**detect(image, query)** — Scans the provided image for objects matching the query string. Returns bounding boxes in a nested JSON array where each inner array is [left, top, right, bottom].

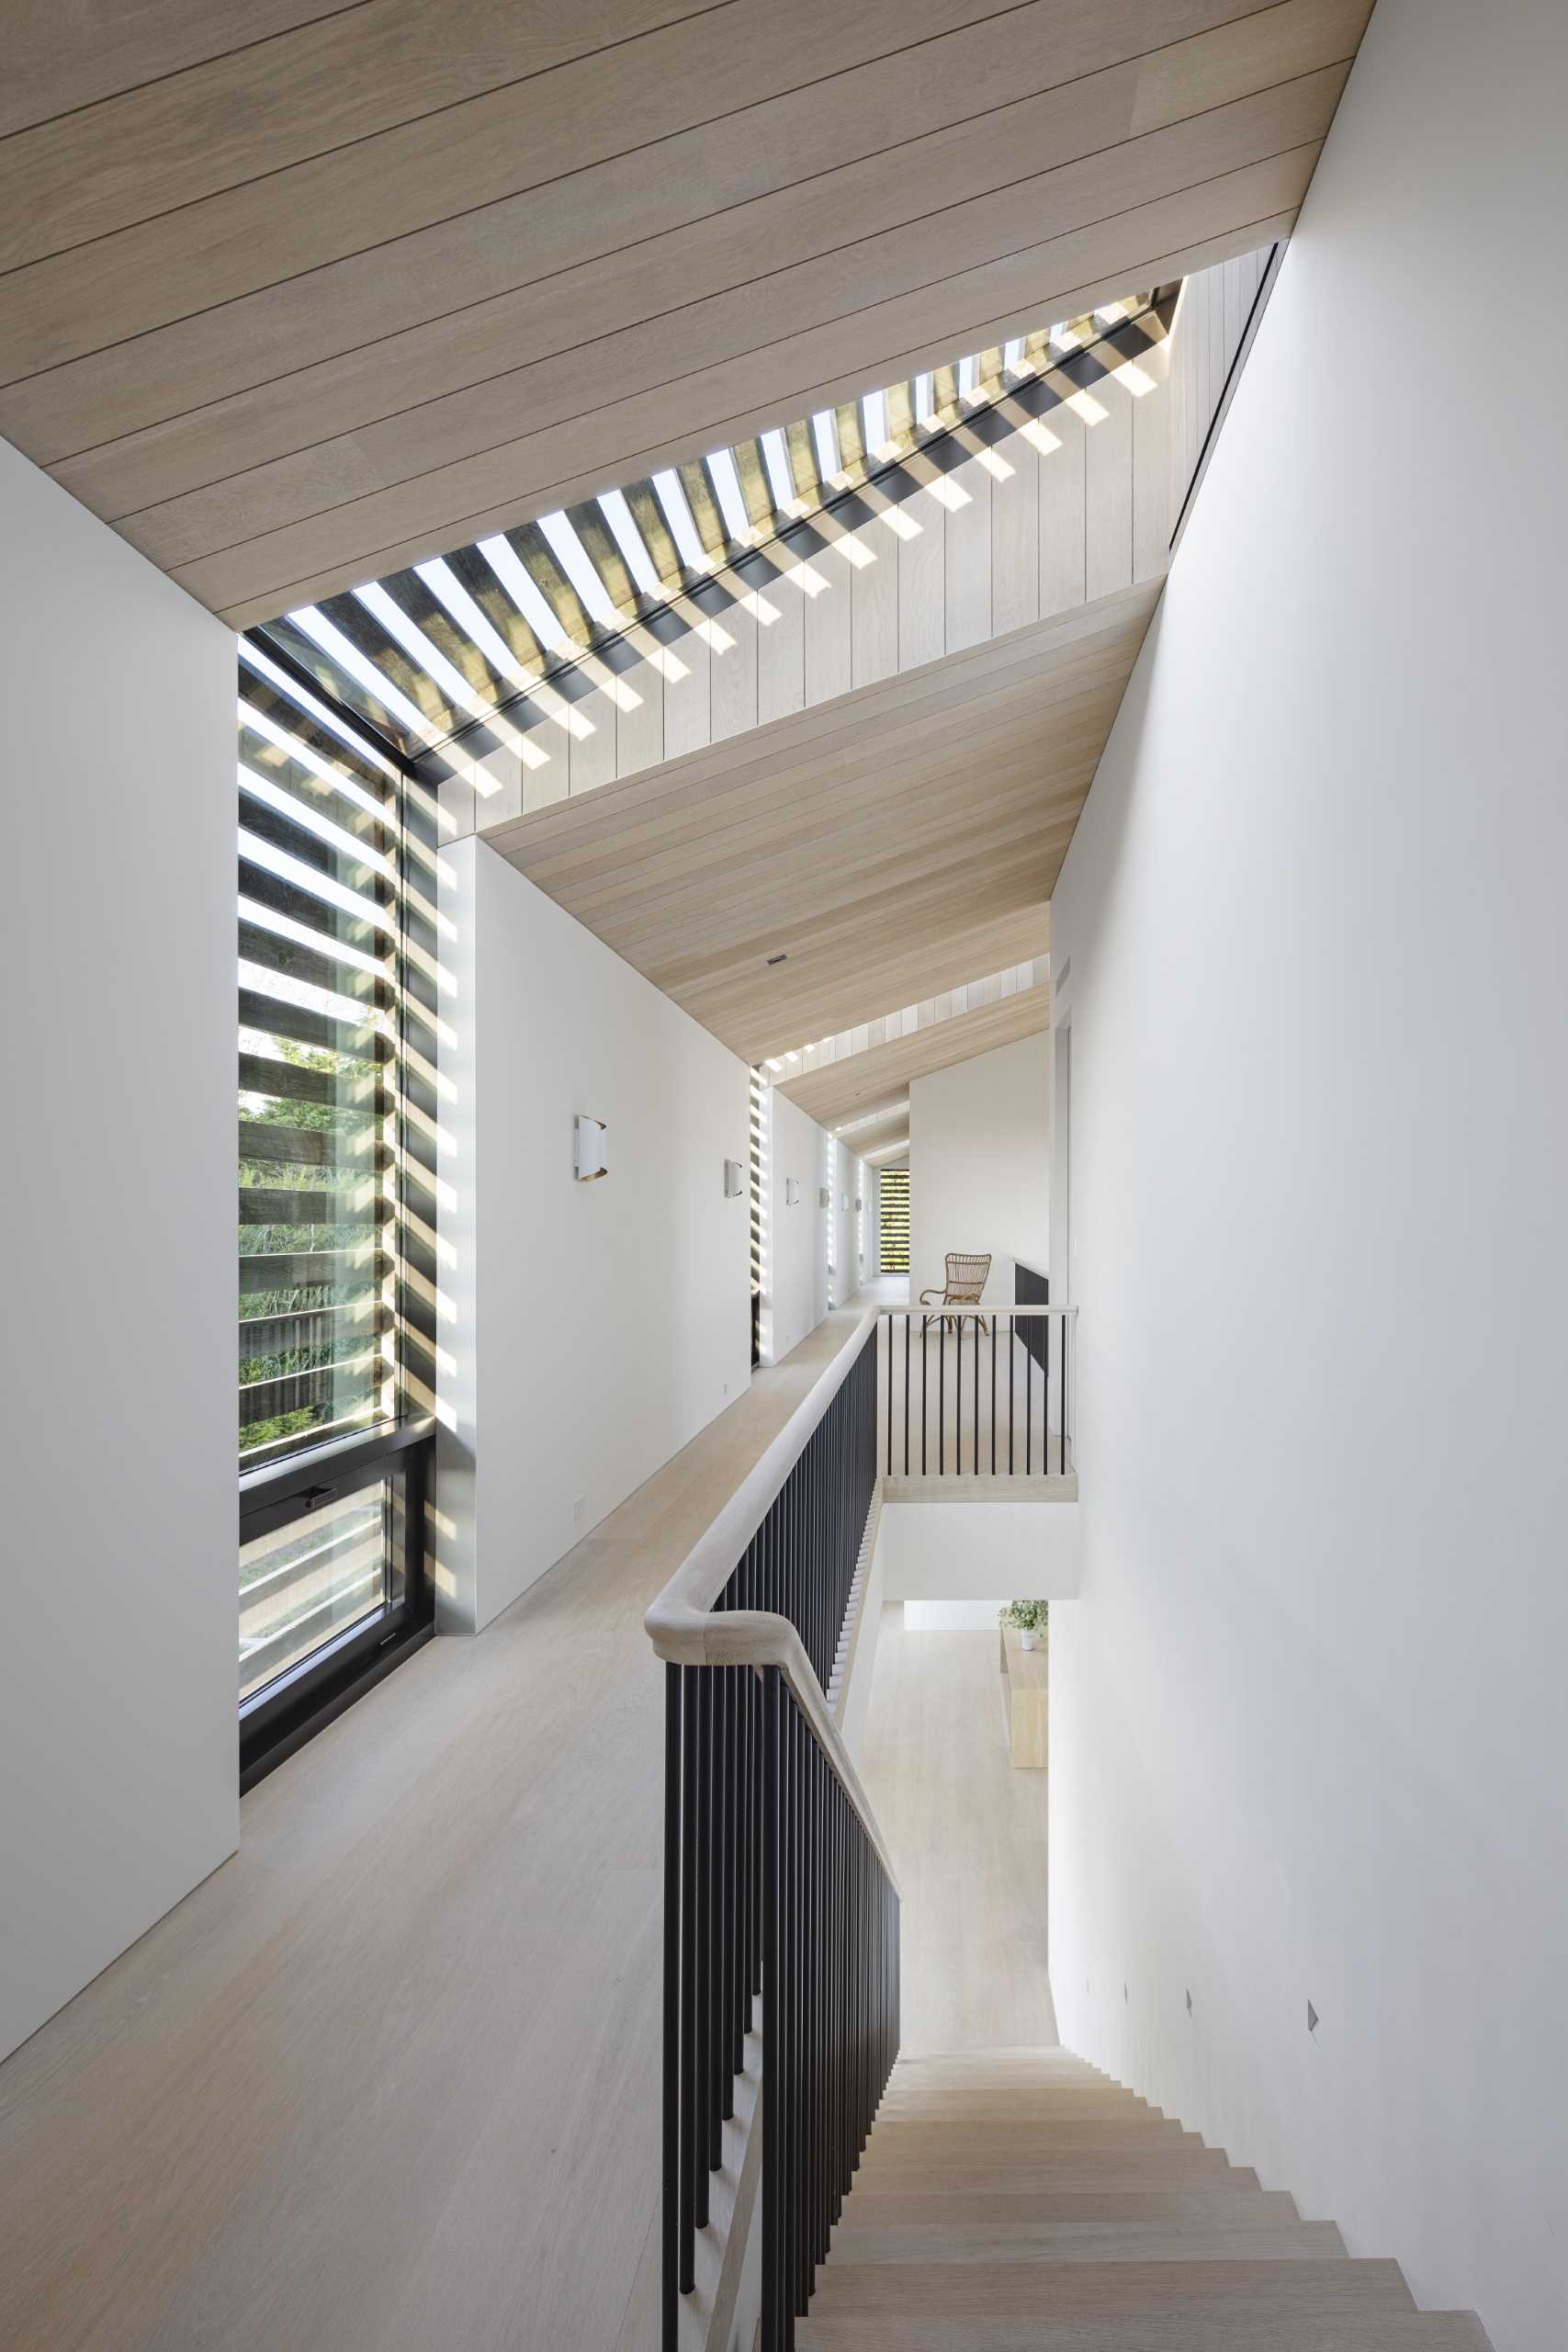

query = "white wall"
[[836, 1514, 886, 1765], [831, 1138, 870, 1302], [880, 1501, 1081, 1600], [904, 1600, 1007, 1631], [438, 839, 753, 1631], [909, 1032, 1048, 1304], [761, 1085, 832, 1366], [1046, 7, 1568, 2346], [0, 447, 237, 2062]]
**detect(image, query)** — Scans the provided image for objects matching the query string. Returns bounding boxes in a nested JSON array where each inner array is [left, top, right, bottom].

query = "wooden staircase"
[[795, 2047, 1492, 2350]]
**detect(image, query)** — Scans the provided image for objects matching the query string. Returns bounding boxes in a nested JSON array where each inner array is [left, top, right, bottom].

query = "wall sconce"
[[840, 1193, 849, 1215], [784, 1177, 800, 1206], [574, 1113, 609, 1182], [854, 1196, 863, 1213], [818, 1186, 830, 1209], [723, 1159, 744, 1197]]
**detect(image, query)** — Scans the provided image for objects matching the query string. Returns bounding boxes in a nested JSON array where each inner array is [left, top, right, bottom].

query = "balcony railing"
[[876, 1295, 1075, 1480], [646, 1314, 899, 2352]]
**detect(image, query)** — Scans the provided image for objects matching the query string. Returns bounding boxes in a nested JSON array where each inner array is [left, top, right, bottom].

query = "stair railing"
[[646, 1313, 899, 2352], [877, 1294, 1076, 1478]]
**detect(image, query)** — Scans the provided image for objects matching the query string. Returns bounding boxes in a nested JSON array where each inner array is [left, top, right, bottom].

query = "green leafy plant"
[[999, 1599, 1048, 1634]]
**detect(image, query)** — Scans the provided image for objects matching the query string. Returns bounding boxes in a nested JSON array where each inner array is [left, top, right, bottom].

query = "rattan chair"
[[919, 1251, 992, 1337]]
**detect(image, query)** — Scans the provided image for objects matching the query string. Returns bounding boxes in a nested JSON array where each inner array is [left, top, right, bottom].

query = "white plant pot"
[[1019, 1629, 1040, 1650]]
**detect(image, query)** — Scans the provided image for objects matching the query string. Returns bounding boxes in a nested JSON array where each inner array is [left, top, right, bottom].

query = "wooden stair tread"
[[852, 2154, 1260, 2188], [791, 2046, 1491, 2352], [828, 2219, 1348, 2264], [876, 2088, 1161, 2111], [807, 2257, 1414, 2319], [838, 2188, 1306, 2226], [796, 2312, 1493, 2350], [862, 2123, 1228, 2150]]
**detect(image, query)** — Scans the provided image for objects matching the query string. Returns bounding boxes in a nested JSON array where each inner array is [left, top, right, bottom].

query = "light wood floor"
[[0, 1305, 874, 2352], [857, 1605, 1057, 2056]]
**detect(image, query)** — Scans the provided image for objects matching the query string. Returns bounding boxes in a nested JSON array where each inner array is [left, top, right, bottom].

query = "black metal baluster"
[[1010, 1312, 1016, 1475], [681, 1668, 702, 2268], [698, 1668, 717, 2195], [939, 1315, 945, 1476], [663, 1665, 682, 2347], [761, 1668, 783, 2352], [1026, 1327, 1033, 1476]]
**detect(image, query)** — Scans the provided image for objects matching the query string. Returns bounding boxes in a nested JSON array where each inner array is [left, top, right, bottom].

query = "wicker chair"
[[919, 1251, 992, 1337]]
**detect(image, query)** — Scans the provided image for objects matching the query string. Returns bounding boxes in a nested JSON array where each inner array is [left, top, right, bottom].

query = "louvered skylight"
[[252, 298, 1160, 767]]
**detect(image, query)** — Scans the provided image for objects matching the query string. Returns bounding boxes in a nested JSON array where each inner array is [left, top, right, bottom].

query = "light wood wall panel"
[[1167, 242, 1276, 531], [1039, 404, 1089, 619], [0, 1, 1371, 623]]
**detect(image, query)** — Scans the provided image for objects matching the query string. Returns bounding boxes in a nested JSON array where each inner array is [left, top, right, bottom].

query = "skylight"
[[256, 290, 1162, 760]]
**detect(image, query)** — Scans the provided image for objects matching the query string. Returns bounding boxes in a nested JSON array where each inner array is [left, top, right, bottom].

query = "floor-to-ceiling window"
[[236, 638, 435, 1784]]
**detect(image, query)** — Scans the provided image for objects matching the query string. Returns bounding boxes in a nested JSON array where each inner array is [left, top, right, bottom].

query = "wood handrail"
[[882, 1300, 1077, 1317], [645, 1307, 899, 1894]]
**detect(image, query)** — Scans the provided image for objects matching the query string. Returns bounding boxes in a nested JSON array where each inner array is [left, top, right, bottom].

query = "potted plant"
[[1000, 1599, 1048, 1650]]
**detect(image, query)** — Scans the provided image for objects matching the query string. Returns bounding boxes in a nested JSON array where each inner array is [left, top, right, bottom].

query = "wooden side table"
[[998, 1622, 1048, 1769]]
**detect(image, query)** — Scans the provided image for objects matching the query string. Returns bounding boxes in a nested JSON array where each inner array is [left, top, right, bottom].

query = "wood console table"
[[998, 1622, 1048, 1769]]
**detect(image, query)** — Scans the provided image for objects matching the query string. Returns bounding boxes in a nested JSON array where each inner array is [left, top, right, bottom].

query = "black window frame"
[[236, 628, 442, 1791], [239, 1417, 434, 1790]]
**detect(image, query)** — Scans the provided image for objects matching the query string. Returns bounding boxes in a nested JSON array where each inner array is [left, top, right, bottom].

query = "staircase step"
[[807, 2257, 1413, 2322], [838, 2188, 1305, 2229], [865, 2119, 1198, 2151], [796, 2311, 1493, 2350], [876, 2088, 1160, 2118], [829, 2219, 1348, 2265], [893, 2051, 1104, 2080], [853, 2151, 1254, 2189]]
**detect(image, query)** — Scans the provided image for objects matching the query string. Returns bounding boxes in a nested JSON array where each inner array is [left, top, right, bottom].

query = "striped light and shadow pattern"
[[237, 641, 442, 1467], [244, 296, 1171, 786], [878, 1170, 911, 1275]]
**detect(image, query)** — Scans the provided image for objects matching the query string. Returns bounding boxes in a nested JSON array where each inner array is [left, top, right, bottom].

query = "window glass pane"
[[878, 1169, 910, 1272], [239, 1483, 389, 1702], [238, 654, 404, 1464]]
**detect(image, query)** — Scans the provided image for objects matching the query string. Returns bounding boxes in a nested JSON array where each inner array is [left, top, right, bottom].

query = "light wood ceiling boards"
[[780, 986, 1054, 1124], [488, 578, 1156, 1064], [830, 1107, 917, 1157], [0, 0, 1371, 626]]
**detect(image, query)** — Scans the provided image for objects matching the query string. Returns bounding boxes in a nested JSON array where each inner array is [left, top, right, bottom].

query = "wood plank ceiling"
[[0, 0, 1371, 628], [783, 986, 1055, 1125], [486, 577, 1160, 1067]]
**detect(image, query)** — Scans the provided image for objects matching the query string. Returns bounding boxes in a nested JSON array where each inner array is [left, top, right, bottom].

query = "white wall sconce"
[[818, 1186, 830, 1209], [784, 1177, 800, 1205], [574, 1113, 609, 1182], [723, 1158, 744, 1197]]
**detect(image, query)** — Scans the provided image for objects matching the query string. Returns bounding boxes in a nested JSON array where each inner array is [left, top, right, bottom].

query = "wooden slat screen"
[[878, 1170, 910, 1274], [237, 641, 408, 1463]]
